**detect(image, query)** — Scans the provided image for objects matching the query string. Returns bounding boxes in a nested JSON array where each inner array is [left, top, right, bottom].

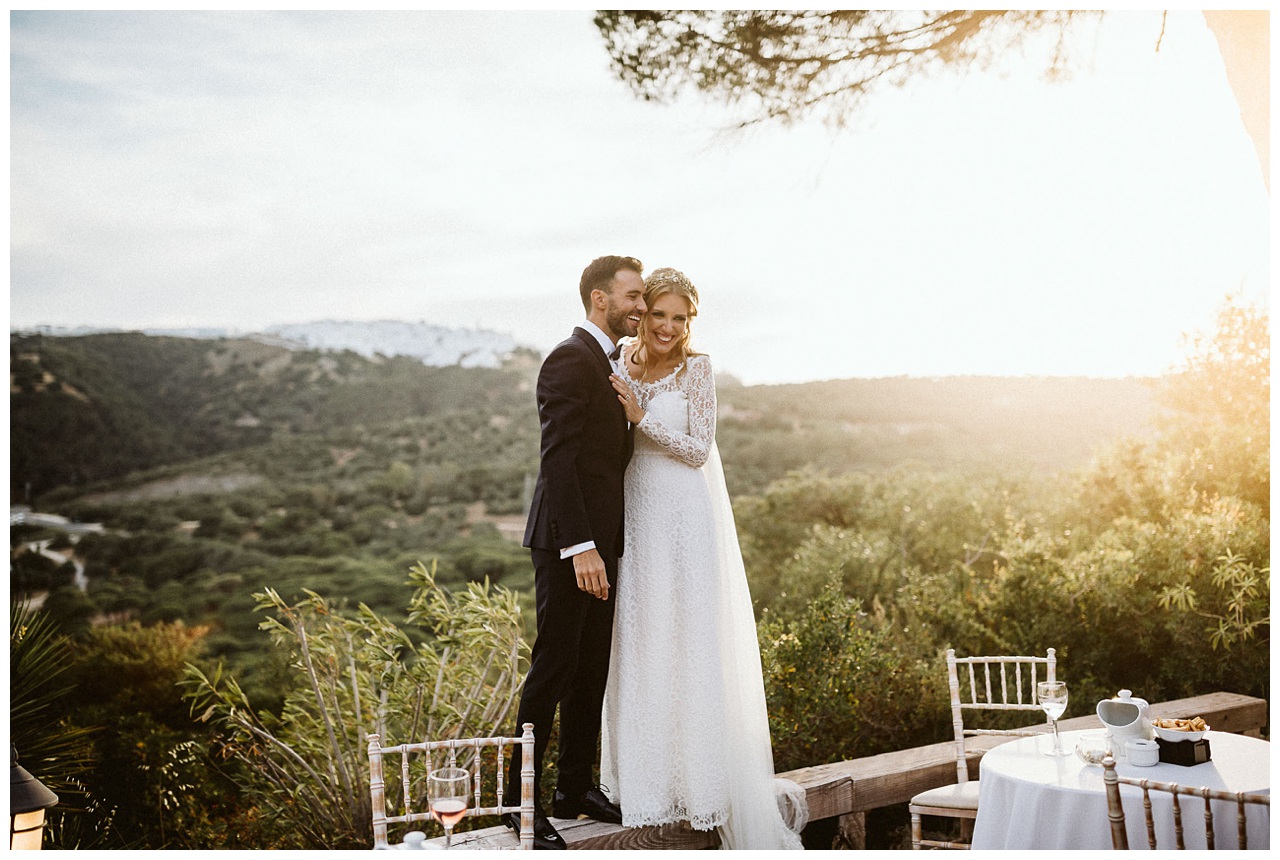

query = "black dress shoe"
[[501, 811, 566, 850], [551, 786, 622, 824]]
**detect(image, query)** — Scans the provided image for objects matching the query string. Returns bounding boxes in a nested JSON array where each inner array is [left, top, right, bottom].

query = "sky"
[[8, 9, 1270, 385]]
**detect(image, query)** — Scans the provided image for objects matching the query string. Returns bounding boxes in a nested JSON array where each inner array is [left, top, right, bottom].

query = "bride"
[[600, 268, 806, 850]]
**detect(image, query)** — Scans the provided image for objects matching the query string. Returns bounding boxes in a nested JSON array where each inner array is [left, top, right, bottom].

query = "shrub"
[[181, 561, 529, 849], [760, 585, 944, 772]]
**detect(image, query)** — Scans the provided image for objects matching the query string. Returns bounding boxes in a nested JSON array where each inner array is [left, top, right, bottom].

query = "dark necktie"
[[609, 343, 622, 361]]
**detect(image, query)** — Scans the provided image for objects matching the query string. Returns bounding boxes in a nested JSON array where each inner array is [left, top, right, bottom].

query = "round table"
[[970, 730, 1270, 850]]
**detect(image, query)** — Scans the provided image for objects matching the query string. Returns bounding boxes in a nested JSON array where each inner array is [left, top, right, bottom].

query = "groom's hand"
[[572, 548, 610, 600]]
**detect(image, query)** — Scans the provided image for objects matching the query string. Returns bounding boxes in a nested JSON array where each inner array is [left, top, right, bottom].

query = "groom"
[[502, 255, 646, 848]]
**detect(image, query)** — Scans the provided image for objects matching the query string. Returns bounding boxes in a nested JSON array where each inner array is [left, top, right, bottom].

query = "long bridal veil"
[[701, 442, 808, 849]]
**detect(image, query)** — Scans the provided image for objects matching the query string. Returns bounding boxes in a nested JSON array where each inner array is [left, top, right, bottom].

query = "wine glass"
[[1037, 680, 1070, 756], [428, 766, 471, 849]]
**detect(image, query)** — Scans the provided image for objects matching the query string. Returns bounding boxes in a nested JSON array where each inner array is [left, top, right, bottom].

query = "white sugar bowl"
[[1125, 738, 1160, 767]]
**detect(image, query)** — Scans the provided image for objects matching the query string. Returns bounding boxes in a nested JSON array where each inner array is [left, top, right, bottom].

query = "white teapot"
[[1097, 689, 1154, 755]]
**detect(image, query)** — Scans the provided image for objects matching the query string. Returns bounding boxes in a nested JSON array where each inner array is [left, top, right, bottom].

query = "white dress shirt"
[[580, 319, 616, 359]]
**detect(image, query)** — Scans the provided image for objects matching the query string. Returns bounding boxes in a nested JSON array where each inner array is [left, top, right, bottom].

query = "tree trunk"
[[1203, 11, 1269, 192]]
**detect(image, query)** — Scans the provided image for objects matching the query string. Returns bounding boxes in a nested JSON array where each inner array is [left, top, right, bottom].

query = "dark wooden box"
[[1155, 736, 1212, 766]]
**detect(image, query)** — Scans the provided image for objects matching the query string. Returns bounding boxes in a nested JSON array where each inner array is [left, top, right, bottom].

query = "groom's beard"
[[605, 300, 639, 340]]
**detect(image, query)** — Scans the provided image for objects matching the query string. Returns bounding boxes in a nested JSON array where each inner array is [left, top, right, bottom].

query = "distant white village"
[[14, 320, 521, 369]]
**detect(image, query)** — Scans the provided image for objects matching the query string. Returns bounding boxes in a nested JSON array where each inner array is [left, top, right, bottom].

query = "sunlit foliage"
[[760, 586, 942, 771], [180, 563, 528, 849]]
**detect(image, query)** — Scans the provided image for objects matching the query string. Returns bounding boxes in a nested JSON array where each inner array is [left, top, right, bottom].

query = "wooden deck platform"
[[428, 690, 1266, 849]]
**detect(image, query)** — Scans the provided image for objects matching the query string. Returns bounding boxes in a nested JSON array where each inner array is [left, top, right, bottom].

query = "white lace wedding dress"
[[601, 348, 806, 850]]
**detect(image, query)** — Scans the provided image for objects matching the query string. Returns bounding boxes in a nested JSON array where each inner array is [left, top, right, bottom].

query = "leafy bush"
[[60, 621, 237, 848], [181, 562, 528, 849], [11, 549, 61, 594], [760, 586, 944, 771]]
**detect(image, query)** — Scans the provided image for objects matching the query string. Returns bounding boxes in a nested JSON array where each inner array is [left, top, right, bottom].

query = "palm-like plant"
[[9, 602, 101, 846]]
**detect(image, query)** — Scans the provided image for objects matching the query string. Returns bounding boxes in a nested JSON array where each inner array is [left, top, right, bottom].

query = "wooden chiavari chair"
[[1102, 753, 1270, 849], [909, 648, 1057, 849], [367, 723, 535, 849]]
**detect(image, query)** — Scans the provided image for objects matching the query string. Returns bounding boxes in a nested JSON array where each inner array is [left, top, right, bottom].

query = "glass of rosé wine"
[[428, 766, 471, 848]]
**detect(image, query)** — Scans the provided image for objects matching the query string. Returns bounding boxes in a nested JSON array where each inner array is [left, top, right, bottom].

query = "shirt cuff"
[[560, 541, 596, 560]]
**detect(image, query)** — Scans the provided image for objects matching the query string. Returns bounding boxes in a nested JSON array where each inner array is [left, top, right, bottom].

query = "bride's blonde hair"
[[632, 268, 700, 378]]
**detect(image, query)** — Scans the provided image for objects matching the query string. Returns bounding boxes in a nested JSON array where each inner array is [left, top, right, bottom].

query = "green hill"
[[9, 328, 1164, 709], [10, 332, 541, 500], [715, 374, 1158, 493], [11, 332, 1160, 505]]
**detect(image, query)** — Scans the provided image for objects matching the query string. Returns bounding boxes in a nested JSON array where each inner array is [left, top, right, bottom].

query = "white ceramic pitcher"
[[1096, 689, 1154, 756]]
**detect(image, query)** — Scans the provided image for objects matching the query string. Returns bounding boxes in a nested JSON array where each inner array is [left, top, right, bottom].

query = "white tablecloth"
[[970, 730, 1270, 850]]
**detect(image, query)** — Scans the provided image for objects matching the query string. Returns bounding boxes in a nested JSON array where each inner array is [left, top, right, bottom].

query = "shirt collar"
[[581, 319, 616, 357]]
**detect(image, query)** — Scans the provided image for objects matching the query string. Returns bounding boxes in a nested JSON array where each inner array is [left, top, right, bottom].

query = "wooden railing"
[[429, 691, 1266, 849]]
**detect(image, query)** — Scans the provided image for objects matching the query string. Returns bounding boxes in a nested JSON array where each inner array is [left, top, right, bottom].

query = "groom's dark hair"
[[580, 255, 643, 311]]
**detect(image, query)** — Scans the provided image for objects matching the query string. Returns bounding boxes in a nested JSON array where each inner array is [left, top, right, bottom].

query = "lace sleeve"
[[636, 355, 716, 468]]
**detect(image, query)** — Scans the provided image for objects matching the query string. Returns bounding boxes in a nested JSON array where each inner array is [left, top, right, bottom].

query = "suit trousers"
[[506, 547, 618, 806]]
